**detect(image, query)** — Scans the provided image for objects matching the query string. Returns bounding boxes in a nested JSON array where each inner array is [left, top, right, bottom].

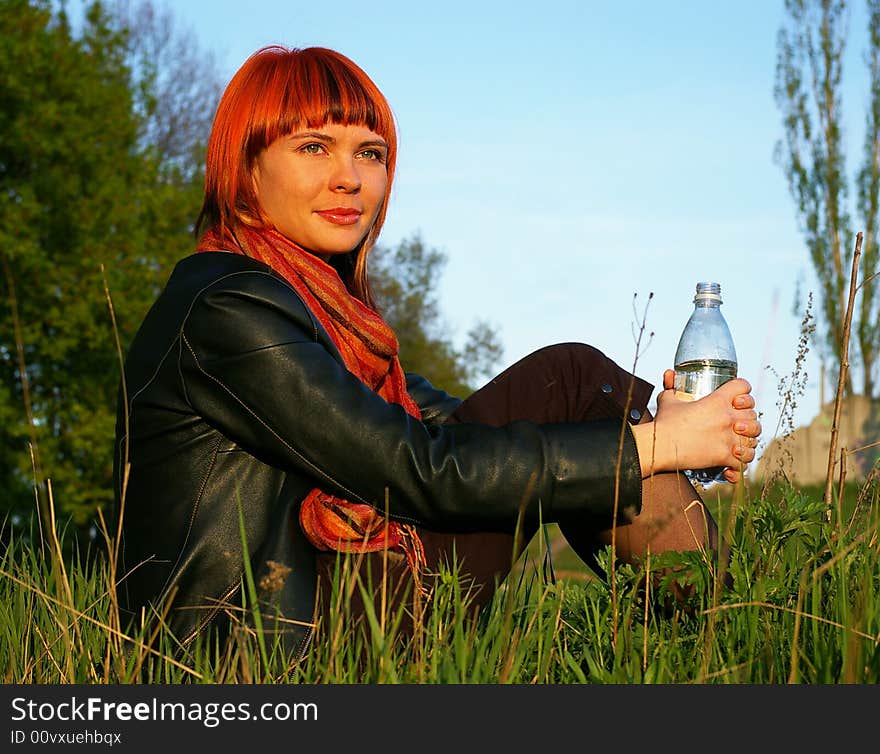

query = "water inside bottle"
[[673, 359, 738, 400], [673, 359, 738, 486]]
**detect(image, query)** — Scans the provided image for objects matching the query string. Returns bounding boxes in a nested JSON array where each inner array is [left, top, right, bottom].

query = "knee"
[[554, 343, 653, 418], [530, 342, 608, 374], [538, 342, 629, 393]]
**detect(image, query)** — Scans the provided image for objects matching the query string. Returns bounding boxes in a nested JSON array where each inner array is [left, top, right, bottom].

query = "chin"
[[319, 235, 368, 257], [322, 246, 360, 257]]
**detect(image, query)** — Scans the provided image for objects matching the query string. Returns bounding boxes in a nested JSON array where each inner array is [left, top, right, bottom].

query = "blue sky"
[[100, 1, 879, 458]]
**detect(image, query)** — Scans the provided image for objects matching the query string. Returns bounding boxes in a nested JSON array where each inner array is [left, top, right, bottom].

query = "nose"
[[329, 155, 361, 192]]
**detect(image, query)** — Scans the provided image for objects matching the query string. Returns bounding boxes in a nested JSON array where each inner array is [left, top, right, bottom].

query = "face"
[[251, 122, 389, 258]]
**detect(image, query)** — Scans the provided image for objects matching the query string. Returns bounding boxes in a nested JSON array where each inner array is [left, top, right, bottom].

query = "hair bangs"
[[254, 49, 396, 160]]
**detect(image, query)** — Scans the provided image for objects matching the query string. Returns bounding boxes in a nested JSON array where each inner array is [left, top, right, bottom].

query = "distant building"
[[754, 395, 880, 486]]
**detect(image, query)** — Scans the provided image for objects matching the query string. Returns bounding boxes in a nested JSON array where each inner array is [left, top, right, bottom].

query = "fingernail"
[[735, 422, 746, 432]]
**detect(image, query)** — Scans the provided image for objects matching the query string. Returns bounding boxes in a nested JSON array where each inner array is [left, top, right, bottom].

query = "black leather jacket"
[[113, 252, 643, 658]]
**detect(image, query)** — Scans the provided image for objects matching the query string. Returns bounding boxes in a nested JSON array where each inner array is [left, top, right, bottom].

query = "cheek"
[[252, 168, 280, 215], [366, 175, 388, 216], [284, 173, 324, 204], [258, 172, 311, 218]]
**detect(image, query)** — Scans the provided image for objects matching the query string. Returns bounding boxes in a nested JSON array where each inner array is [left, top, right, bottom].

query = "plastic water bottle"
[[673, 281, 738, 486]]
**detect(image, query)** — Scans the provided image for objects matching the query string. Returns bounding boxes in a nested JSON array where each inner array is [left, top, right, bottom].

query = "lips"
[[315, 208, 362, 226]]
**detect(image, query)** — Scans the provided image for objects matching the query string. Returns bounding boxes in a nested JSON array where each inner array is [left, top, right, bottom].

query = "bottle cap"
[[693, 281, 722, 303]]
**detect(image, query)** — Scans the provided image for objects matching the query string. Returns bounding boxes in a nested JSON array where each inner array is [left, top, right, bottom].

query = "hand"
[[631, 369, 762, 480]]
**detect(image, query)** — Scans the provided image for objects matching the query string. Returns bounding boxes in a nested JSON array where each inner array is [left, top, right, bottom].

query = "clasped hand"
[[631, 369, 762, 482]]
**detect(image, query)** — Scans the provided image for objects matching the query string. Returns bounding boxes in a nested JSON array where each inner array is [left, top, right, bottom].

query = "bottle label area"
[[673, 359, 738, 401]]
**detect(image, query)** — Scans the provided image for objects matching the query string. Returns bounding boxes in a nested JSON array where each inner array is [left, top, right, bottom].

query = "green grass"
[[2, 469, 878, 684]]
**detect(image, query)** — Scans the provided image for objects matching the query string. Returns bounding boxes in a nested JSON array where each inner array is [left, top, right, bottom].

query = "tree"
[[775, 0, 880, 400], [370, 234, 503, 397], [0, 1, 497, 542], [108, 0, 223, 175], [0, 0, 220, 534]]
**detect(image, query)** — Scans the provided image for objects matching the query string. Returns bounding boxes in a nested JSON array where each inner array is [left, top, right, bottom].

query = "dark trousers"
[[315, 343, 719, 637]]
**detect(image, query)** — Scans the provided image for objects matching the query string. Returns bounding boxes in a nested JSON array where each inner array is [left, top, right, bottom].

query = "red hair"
[[195, 46, 397, 305]]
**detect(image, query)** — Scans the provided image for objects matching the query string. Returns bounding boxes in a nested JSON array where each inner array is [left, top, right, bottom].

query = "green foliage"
[[775, 0, 880, 399], [0, 2, 496, 540], [2, 472, 878, 683], [371, 233, 503, 397], [856, 0, 880, 400], [0, 0, 216, 533]]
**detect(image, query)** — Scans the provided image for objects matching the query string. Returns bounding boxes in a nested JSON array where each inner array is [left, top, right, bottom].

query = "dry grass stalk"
[[824, 232, 863, 516]]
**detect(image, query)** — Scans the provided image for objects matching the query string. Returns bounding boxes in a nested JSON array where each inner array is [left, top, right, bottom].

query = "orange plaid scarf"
[[196, 225, 426, 581]]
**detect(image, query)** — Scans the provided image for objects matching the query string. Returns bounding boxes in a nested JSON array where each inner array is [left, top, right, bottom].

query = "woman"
[[113, 45, 762, 660]]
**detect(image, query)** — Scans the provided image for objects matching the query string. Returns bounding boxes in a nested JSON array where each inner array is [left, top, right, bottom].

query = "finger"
[[656, 386, 676, 406], [733, 394, 755, 409], [662, 369, 675, 390], [723, 467, 742, 484], [719, 377, 752, 397], [732, 443, 756, 463], [734, 377, 753, 393], [734, 419, 762, 437]]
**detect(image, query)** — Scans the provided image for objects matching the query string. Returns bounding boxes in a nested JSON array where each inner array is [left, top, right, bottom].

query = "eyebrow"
[[287, 130, 388, 150]]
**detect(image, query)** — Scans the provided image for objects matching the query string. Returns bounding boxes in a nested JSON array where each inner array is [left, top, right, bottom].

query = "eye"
[[299, 142, 325, 155], [358, 148, 386, 162]]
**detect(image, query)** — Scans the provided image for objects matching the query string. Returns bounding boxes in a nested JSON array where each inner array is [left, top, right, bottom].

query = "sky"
[[86, 1, 880, 462]]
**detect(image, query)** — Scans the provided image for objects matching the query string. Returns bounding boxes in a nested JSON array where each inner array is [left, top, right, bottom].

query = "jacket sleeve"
[[179, 270, 643, 532], [404, 372, 462, 425]]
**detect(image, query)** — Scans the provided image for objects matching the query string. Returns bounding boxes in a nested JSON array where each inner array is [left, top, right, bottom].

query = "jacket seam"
[[178, 276, 420, 526], [156, 434, 223, 606], [180, 575, 244, 649], [180, 331, 376, 510], [123, 269, 285, 428]]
